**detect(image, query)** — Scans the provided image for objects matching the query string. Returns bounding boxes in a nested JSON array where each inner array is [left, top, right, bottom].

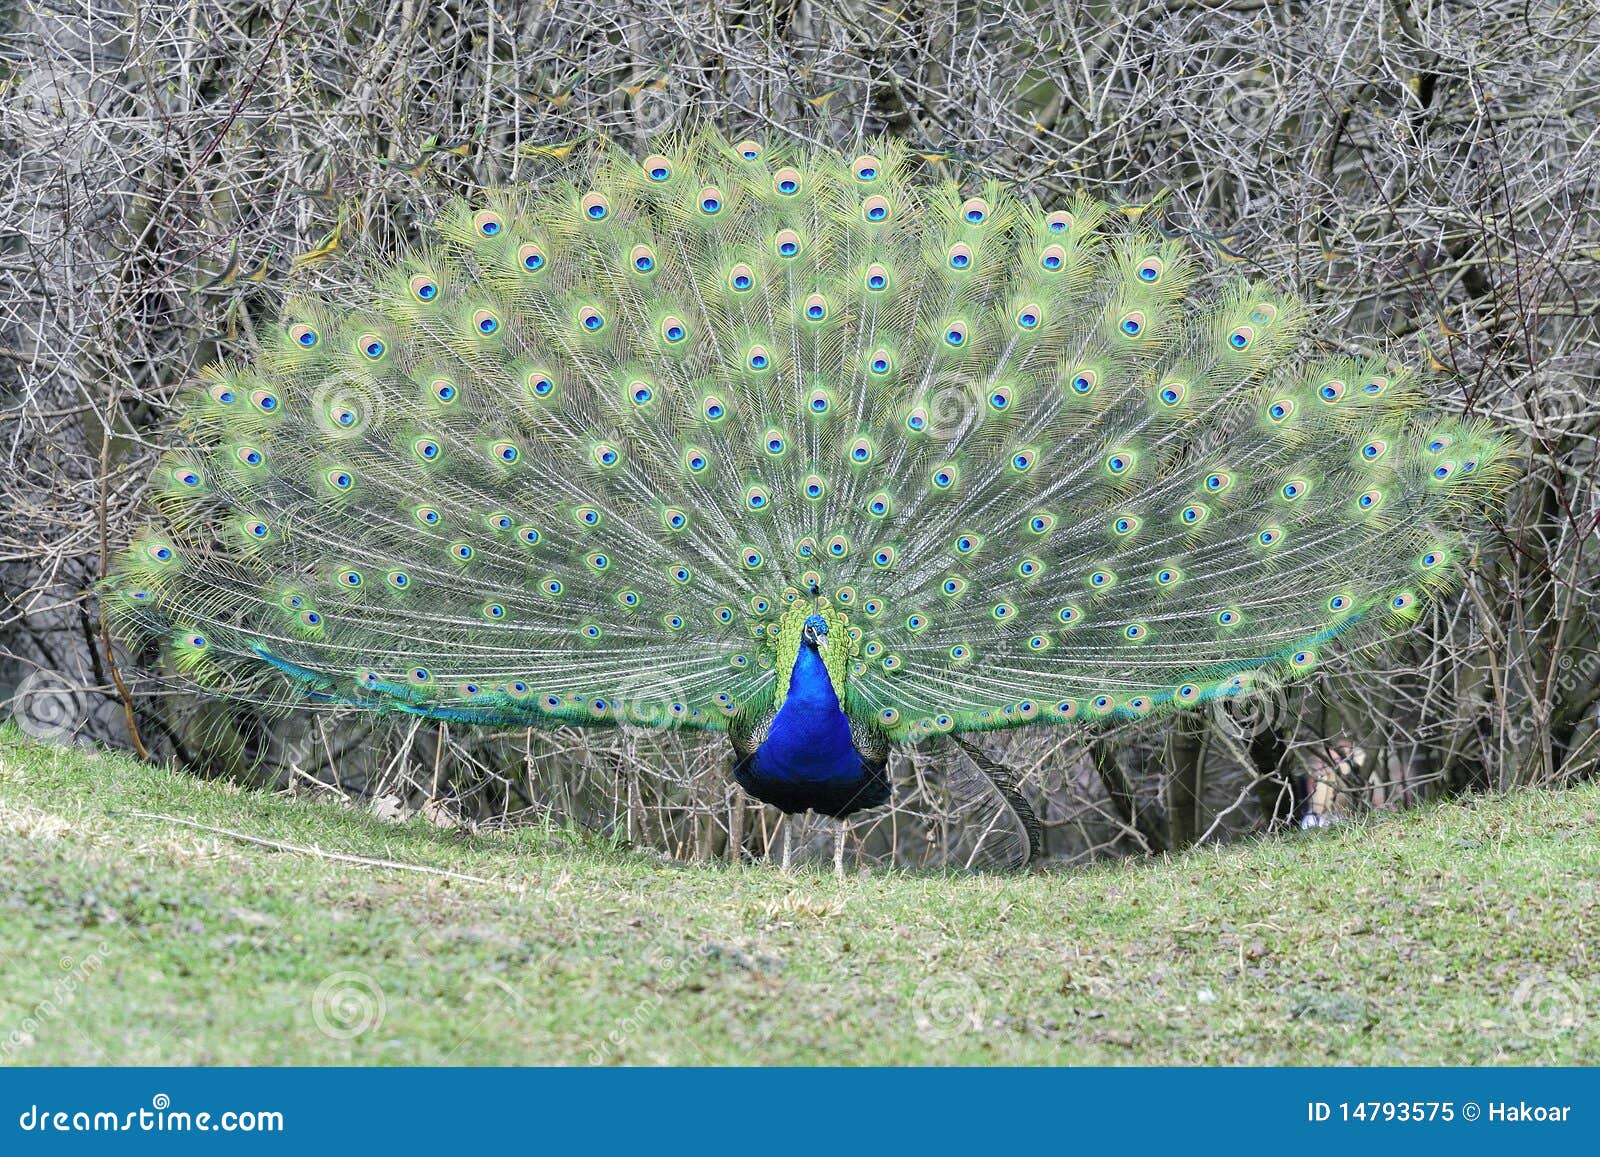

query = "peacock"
[[105, 129, 1514, 861]]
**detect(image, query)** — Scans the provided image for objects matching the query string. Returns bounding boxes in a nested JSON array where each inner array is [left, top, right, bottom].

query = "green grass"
[[1, 723, 1595, 1065]]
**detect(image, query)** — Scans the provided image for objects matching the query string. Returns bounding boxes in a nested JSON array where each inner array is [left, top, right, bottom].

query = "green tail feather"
[[105, 128, 1516, 742]]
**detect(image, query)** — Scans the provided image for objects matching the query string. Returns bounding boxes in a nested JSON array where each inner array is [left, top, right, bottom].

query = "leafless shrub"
[[2, 0, 1596, 867]]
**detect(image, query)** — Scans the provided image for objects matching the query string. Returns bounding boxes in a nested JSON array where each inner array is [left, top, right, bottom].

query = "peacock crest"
[[106, 128, 1514, 811]]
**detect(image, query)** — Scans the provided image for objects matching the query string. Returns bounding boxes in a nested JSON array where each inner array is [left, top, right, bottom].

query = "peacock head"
[[802, 613, 829, 649], [796, 614, 825, 652]]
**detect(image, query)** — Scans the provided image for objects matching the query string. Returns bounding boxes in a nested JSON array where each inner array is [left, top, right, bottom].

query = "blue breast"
[[733, 645, 889, 817]]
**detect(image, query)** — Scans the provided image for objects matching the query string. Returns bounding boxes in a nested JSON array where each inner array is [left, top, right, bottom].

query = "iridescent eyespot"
[[484, 603, 507, 620], [430, 379, 457, 404], [1421, 550, 1445, 569], [1105, 452, 1131, 475], [686, 451, 708, 473], [869, 352, 891, 375], [1206, 472, 1231, 492], [1113, 516, 1137, 535], [988, 386, 1012, 410], [1329, 594, 1352, 612], [580, 191, 609, 220], [593, 444, 619, 468], [1391, 592, 1416, 611], [960, 197, 989, 224], [1177, 684, 1199, 702], [865, 263, 888, 291], [643, 154, 673, 181], [1012, 449, 1036, 472], [415, 506, 441, 526], [518, 244, 546, 272], [703, 396, 726, 421], [1428, 435, 1452, 453], [1268, 399, 1293, 422], [1045, 210, 1072, 232], [1017, 559, 1041, 578], [931, 466, 956, 489], [745, 486, 770, 511], [852, 155, 880, 181], [493, 441, 520, 464], [1071, 369, 1097, 395], [1319, 379, 1346, 403], [663, 509, 687, 531], [873, 548, 894, 568], [944, 321, 968, 347], [802, 293, 827, 322], [451, 543, 474, 561], [630, 245, 656, 274], [1016, 304, 1041, 330], [488, 514, 513, 531], [743, 549, 765, 568], [250, 389, 279, 413], [1058, 606, 1080, 624], [808, 389, 832, 414], [359, 334, 386, 359], [1156, 567, 1180, 585], [1433, 461, 1456, 480], [627, 381, 654, 406], [244, 519, 269, 538], [905, 408, 928, 433], [765, 432, 785, 455], [1159, 381, 1186, 407], [209, 384, 236, 405], [1137, 257, 1164, 282], [949, 645, 969, 660], [672, 567, 690, 584], [473, 309, 500, 336], [578, 306, 606, 332], [1281, 480, 1306, 500], [1258, 528, 1283, 546], [543, 579, 563, 596], [1040, 244, 1066, 271], [577, 508, 600, 526], [1227, 326, 1254, 350], [409, 274, 439, 302], [1217, 609, 1240, 626], [340, 569, 363, 587], [1249, 303, 1278, 326], [148, 544, 174, 562], [862, 195, 890, 222], [1089, 570, 1115, 588], [1029, 514, 1055, 534], [237, 446, 264, 466], [527, 371, 554, 397], [942, 577, 967, 596], [1125, 623, 1147, 641], [173, 468, 202, 487], [519, 526, 540, 545], [729, 264, 754, 292], [1358, 489, 1382, 510], [954, 534, 979, 554], [773, 167, 802, 196], [1118, 311, 1146, 338], [775, 229, 801, 257], [327, 470, 353, 491], [289, 323, 318, 347], [947, 243, 973, 270], [1363, 377, 1389, 396], [698, 187, 723, 215], [849, 437, 873, 464], [662, 316, 687, 344], [472, 210, 503, 236], [1181, 504, 1207, 525]]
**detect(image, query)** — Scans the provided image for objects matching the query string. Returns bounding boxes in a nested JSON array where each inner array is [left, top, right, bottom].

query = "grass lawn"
[[0, 723, 1595, 1065]]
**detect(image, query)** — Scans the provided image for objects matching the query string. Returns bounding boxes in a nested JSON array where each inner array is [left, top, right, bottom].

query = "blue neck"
[[755, 645, 859, 784]]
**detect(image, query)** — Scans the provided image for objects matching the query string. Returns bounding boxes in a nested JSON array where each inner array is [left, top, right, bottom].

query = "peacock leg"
[[833, 818, 846, 878], [780, 820, 793, 873]]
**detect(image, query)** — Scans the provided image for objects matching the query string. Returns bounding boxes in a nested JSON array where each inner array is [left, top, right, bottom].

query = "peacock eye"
[[642, 154, 673, 181], [409, 274, 439, 302], [580, 191, 610, 220], [960, 197, 989, 224], [698, 187, 723, 215], [1137, 257, 1164, 282], [630, 245, 656, 273], [852, 155, 880, 181], [473, 210, 503, 236], [518, 244, 546, 272], [773, 167, 802, 196], [862, 195, 890, 222]]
